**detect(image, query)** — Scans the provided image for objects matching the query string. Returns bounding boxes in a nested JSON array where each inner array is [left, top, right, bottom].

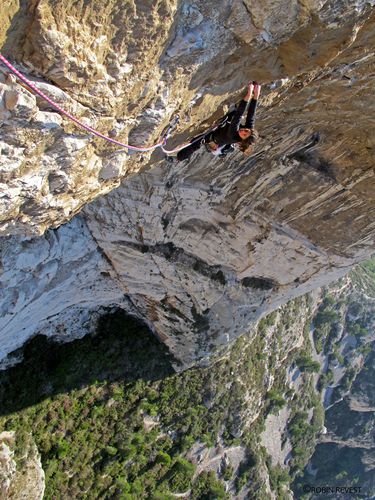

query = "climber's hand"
[[244, 82, 254, 102], [253, 83, 261, 100]]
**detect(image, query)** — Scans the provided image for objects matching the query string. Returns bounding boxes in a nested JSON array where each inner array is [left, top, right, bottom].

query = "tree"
[[296, 354, 320, 373]]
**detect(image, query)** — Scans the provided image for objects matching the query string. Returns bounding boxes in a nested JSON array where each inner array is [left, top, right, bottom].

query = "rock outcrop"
[[0, 432, 17, 499], [1, 1, 375, 367], [0, 431, 45, 499]]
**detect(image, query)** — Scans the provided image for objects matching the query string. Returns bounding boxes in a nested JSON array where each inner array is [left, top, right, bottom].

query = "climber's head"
[[239, 129, 259, 156], [238, 128, 252, 140]]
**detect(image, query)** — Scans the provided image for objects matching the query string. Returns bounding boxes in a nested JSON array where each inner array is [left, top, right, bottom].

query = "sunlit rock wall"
[[0, 431, 45, 499], [0, 217, 132, 368], [0, 1, 374, 367]]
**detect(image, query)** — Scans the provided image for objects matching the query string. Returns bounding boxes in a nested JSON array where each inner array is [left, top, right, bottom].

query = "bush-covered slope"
[[1, 258, 374, 499]]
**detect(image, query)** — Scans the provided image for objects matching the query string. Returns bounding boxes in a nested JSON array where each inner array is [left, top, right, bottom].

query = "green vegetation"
[[166, 457, 196, 492], [0, 309, 284, 499], [288, 409, 320, 475], [283, 368, 325, 479], [347, 321, 369, 337], [268, 464, 291, 499], [267, 389, 287, 414], [317, 368, 334, 391], [340, 367, 356, 391], [293, 256, 375, 499], [313, 300, 340, 354], [352, 256, 375, 295], [332, 345, 345, 365], [2, 257, 374, 499], [191, 471, 229, 499], [295, 354, 320, 373]]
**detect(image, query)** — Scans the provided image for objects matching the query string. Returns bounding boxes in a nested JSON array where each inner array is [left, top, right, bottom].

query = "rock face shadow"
[[0, 311, 177, 416]]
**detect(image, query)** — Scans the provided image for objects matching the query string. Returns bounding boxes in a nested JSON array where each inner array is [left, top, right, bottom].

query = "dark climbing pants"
[[176, 133, 208, 161]]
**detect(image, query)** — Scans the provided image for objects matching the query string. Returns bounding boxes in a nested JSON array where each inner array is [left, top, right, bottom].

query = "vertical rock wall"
[[0, 1, 375, 367]]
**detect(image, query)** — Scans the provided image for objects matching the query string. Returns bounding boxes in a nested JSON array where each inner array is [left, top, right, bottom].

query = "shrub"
[[192, 471, 229, 499], [156, 451, 172, 466], [167, 458, 196, 493], [314, 308, 339, 327], [105, 445, 118, 456], [295, 354, 320, 373], [222, 463, 234, 481], [267, 389, 287, 414], [269, 465, 291, 495]]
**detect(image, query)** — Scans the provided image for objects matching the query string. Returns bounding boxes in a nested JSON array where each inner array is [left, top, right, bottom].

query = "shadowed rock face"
[[0, 1, 375, 367]]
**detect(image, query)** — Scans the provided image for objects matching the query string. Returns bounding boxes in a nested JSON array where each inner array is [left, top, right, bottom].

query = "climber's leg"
[[175, 134, 206, 161]]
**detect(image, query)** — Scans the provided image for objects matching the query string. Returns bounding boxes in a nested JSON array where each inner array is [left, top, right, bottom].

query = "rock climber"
[[168, 81, 261, 162]]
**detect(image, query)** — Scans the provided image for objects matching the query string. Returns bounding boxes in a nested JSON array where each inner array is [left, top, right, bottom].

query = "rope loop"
[[0, 53, 189, 154]]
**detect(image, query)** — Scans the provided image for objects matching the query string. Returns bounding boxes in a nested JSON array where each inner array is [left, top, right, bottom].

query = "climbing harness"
[[0, 53, 187, 154]]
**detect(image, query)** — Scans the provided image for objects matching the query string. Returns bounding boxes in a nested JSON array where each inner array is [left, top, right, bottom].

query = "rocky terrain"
[[1, 0, 375, 368], [0, 259, 373, 499], [295, 261, 375, 499], [0, 430, 45, 499], [1, 3, 375, 499]]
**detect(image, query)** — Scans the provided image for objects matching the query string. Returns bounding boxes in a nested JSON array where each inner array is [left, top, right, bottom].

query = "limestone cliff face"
[[0, 1, 375, 367]]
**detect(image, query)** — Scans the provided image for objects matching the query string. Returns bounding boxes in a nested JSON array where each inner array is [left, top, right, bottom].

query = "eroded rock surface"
[[0, 217, 130, 367], [0, 431, 45, 500], [0, 432, 16, 499], [0, 1, 375, 366]]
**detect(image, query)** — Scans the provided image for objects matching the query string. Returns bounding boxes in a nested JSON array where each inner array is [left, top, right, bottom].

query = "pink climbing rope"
[[162, 140, 194, 154], [0, 53, 188, 154]]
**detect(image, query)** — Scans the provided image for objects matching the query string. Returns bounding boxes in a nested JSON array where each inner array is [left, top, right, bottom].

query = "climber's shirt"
[[209, 98, 258, 147], [175, 98, 258, 162]]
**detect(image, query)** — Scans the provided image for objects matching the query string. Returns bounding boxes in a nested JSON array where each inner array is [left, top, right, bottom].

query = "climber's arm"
[[245, 99, 258, 129], [243, 82, 254, 102], [245, 83, 261, 129], [229, 82, 255, 136]]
